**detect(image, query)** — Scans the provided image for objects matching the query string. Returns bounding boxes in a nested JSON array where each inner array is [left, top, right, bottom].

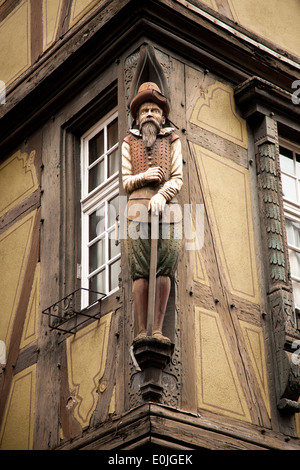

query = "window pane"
[[107, 118, 118, 150], [292, 280, 300, 309], [109, 258, 121, 291], [286, 218, 300, 246], [108, 195, 119, 227], [289, 249, 300, 279], [89, 270, 106, 303], [89, 238, 105, 273], [281, 174, 297, 201], [109, 228, 120, 260], [108, 148, 119, 177], [279, 146, 294, 175], [89, 159, 104, 192], [89, 129, 104, 165], [89, 205, 105, 241], [296, 153, 300, 177]]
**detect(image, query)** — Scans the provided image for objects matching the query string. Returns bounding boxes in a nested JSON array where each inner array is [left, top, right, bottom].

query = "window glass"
[[109, 258, 121, 291], [108, 148, 119, 177], [286, 218, 300, 247], [296, 153, 300, 176], [107, 118, 118, 149], [89, 205, 105, 241], [292, 280, 300, 309], [89, 130, 104, 165], [89, 160, 104, 192], [89, 270, 106, 303], [89, 238, 105, 273], [81, 110, 120, 308], [279, 153, 293, 175], [281, 174, 297, 201], [108, 195, 119, 227]]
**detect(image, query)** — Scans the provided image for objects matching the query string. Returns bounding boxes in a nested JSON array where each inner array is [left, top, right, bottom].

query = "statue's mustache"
[[140, 117, 161, 130]]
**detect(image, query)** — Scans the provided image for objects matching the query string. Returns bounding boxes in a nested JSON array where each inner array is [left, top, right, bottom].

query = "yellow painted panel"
[[240, 321, 271, 417], [296, 406, 300, 438], [20, 263, 40, 349], [109, 386, 116, 415], [195, 0, 218, 9], [43, 0, 63, 51], [0, 150, 38, 218], [0, 211, 36, 350], [0, 0, 31, 87], [0, 365, 36, 450], [66, 313, 112, 428], [195, 307, 251, 422], [69, 0, 101, 28], [190, 81, 248, 149], [193, 247, 209, 286], [228, 0, 300, 58], [194, 144, 259, 304]]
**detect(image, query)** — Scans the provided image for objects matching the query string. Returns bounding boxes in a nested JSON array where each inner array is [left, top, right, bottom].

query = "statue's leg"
[[133, 277, 148, 340], [153, 275, 171, 342]]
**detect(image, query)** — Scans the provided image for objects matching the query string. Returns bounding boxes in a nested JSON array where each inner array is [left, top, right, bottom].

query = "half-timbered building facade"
[[0, 0, 300, 450]]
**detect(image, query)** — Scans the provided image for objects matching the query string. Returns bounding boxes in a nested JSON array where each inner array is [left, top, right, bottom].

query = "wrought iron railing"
[[42, 288, 106, 335]]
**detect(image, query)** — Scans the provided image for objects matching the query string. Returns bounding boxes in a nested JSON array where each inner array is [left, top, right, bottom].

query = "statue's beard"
[[140, 119, 161, 149]]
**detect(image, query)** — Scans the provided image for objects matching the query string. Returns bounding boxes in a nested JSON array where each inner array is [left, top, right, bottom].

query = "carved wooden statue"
[[122, 82, 183, 343]]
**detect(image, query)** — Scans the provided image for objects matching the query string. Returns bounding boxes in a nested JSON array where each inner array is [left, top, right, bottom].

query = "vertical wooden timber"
[[117, 53, 129, 415], [174, 60, 197, 413], [34, 120, 62, 449], [254, 116, 300, 431], [30, 0, 43, 64]]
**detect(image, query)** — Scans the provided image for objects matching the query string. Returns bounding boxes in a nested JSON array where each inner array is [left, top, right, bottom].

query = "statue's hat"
[[130, 82, 170, 119]]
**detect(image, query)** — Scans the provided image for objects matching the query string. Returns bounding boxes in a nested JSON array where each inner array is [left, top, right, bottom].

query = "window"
[[280, 141, 300, 308], [81, 109, 120, 308]]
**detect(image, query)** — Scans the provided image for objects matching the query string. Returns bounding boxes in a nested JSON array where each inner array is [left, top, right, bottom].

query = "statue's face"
[[136, 101, 165, 129]]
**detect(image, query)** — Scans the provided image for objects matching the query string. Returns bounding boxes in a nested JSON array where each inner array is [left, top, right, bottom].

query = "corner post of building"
[[254, 115, 300, 414]]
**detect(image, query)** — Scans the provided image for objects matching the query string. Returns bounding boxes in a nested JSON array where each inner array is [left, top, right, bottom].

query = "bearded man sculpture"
[[122, 82, 183, 343]]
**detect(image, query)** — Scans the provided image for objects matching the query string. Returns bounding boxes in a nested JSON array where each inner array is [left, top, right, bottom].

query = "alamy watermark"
[[292, 340, 300, 365], [0, 80, 5, 104], [292, 79, 300, 105], [98, 196, 205, 251]]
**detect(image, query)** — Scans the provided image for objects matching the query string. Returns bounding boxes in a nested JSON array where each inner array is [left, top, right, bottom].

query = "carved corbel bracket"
[[132, 337, 174, 402]]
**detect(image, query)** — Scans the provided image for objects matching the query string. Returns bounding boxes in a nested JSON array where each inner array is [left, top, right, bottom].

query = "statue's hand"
[[148, 193, 167, 216], [142, 166, 165, 184]]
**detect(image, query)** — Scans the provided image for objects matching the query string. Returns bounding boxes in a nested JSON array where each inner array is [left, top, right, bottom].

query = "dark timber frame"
[[1, 0, 300, 451]]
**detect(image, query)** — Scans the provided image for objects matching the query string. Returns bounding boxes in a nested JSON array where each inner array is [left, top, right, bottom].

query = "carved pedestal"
[[133, 337, 174, 402]]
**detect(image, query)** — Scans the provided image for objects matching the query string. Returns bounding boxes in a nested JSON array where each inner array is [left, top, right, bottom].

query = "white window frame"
[[280, 139, 300, 309], [80, 108, 120, 309]]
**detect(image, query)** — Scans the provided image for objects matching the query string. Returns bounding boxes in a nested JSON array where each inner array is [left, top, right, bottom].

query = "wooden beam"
[[57, 403, 300, 450]]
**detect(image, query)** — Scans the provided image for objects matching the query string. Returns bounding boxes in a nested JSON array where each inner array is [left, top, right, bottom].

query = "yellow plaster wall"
[[197, 0, 300, 58], [192, 143, 259, 304], [195, 306, 252, 422], [1, 0, 299, 91], [0, 0, 31, 87], [43, 0, 63, 51], [240, 320, 270, 417], [296, 409, 300, 438], [190, 80, 248, 149], [66, 313, 112, 428], [69, 0, 101, 27], [228, 0, 300, 58], [0, 364, 36, 450], [0, 210, 36, 351], [0, 149, 38, 218], [195, 307, 270, 422]]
